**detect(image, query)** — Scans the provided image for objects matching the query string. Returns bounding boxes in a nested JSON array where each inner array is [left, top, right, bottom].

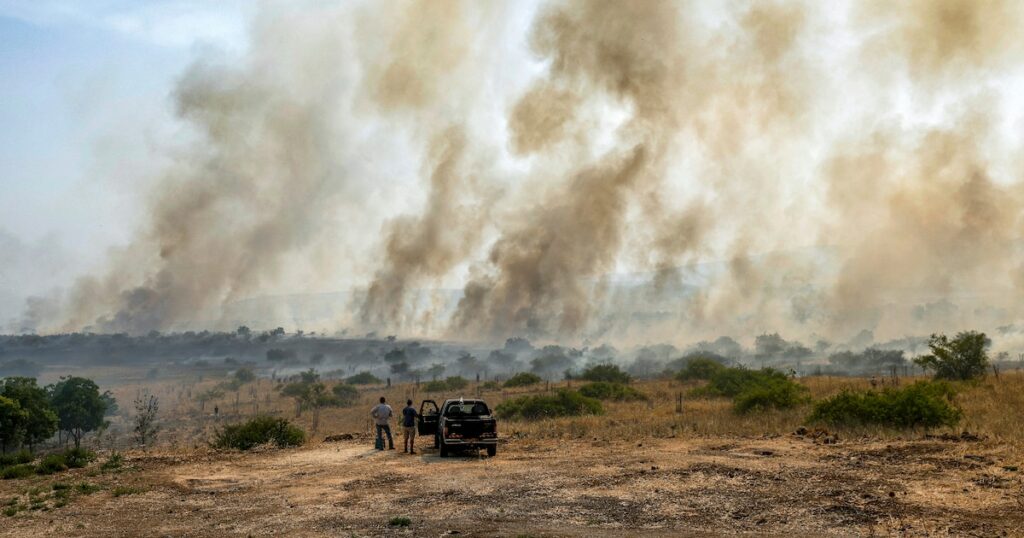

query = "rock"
[[795, 426, 808, 436]]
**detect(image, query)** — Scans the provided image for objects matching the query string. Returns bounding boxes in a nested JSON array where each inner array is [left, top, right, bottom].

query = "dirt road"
[[2, 434, 1022, 537]]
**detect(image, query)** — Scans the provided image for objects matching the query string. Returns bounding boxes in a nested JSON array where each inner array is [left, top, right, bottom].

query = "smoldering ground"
[[10, 0, 1024, 351]]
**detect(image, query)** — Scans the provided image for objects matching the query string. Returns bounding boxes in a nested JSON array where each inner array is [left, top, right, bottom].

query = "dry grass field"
[[2, 369, 1024, 536]]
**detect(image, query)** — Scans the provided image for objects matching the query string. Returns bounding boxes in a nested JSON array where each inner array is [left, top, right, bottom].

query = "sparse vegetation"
[[495, 390, 603, 420], [133, 393, 160, 449], [503, 372, 542, 388], [212, 416, 305, 451], [808, 381, 961, 429], [389, 516, 411, 527], [578, 382, 647, 402], [100, 453, 123, 471], [111, 486, 144, 497]]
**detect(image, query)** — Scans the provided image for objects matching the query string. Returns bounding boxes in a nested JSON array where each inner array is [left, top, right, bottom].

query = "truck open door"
[[418, 400, 439, 439]]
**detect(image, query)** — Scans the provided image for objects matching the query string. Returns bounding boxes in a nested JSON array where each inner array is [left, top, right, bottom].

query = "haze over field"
[[4, 0, 1024, 348]]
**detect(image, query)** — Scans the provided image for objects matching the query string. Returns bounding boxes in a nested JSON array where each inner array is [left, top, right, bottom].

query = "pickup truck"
[[417, 398, 498, 457]]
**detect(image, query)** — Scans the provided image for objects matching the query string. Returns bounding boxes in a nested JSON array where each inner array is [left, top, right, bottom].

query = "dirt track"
[[3, 433, 1022, 537]]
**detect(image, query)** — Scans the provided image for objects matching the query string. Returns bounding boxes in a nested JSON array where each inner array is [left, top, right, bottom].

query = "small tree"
[[1, 377, 58, 452], [49, 377, 108, 448], [133, 393, 160, 449], [914, 331, 990, 381], [0, 395, 27, 454]]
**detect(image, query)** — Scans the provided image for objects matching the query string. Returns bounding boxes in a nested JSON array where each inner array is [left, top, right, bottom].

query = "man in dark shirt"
[[401, 399, 419, 454]]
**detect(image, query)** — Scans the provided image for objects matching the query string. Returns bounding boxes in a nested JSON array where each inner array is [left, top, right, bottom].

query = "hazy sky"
[[3, 1, 1024, 343], [0, 1, 251, 315]]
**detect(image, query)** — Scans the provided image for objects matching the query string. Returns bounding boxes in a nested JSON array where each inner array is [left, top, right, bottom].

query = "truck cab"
[[417, 398, 498, 457]]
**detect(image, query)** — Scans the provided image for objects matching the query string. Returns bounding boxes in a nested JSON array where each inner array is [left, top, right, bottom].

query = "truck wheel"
[[486, 445, 496, 457], [439, 442, 449, 458]]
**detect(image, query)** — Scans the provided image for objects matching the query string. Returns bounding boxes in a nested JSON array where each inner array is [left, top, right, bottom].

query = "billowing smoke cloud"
[[16, 0, 1024, 350]]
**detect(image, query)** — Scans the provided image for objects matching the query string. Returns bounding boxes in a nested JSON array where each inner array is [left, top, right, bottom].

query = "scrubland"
[[2, 368, 1023, 536]]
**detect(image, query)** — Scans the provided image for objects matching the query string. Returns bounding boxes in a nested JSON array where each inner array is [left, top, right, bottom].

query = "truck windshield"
[[446, 402, 489, 416]]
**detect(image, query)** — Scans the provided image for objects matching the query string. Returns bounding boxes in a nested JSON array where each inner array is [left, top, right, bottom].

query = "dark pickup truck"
[[417, 398, 498, 457]]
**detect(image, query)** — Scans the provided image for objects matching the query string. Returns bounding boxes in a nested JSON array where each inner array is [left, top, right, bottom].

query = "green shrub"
[[389, 516, 411, 527], [480, 381, 500, 391], [76, 482, 101, 495], [578, 382, 647, 402], [579, 364, 631, 384], [691, 367, 808, 413], [345, 372, 382, 385], [675, 357, 727, 381], [36, 454, 67, 475], [808, 381, 961, 429], [0, 450, 33, 468], [111, 486, 144, 497], [1, 464, 34, 480], [63, 448, 95, 469], [100, 453, 123, 471], [330, 384, 359, 406], [212, 416, 305, 451], [503, 372, 542, 388], [495, 390, 603, 420], [733, 380, 809, 413], [423, 376, 469, 392], [444, 376, 468, 390], [422, 380, 446, 392]]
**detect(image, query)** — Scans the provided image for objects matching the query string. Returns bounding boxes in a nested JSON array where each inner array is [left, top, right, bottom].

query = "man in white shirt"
[[370, 396, 395, 450]]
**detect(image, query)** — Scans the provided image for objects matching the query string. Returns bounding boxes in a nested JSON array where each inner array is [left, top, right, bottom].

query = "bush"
[[675, 357, 727, 381], [423, 376, 469, 392], [914, 331, 990, 381], [111, 486, 144, 497], [63, 447, 95, 469], [0, 450, 33, 468], [733, 380, 809, 413], [578, 382, 647, 402], [331, 384, 359, 406], [579, 364, 631, 384], [35, 454, 67, 475], [692, 367, 808, 413], [212, 416, 305, 451], [503, 372, 542, 388], [345, 372, 382, 385], [480, 381, 500, 391], [444, 376, 468, 390], [389, 516, 411, 527], [100, 453, 123, 471], [808, 381, 961, 429], [495, 390, 603, 420], [1, 464, 34, 480]]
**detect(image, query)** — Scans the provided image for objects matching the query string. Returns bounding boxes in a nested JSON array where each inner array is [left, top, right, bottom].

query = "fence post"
[[675, 392, 683, 414]]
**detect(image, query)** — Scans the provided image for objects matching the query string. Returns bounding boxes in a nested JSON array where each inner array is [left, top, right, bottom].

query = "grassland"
[[1, 368, 1022, 536]]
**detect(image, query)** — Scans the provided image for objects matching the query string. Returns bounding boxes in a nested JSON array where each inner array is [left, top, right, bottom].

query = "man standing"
[[401, 399, 419, 454], [371, 396, 394, 450]]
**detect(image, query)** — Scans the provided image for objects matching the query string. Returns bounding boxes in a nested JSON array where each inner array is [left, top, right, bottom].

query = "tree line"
[[0, 376, 112, 454]]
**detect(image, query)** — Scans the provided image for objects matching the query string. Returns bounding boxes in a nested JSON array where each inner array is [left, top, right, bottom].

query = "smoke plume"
[[15, 0, 1024, 351]]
